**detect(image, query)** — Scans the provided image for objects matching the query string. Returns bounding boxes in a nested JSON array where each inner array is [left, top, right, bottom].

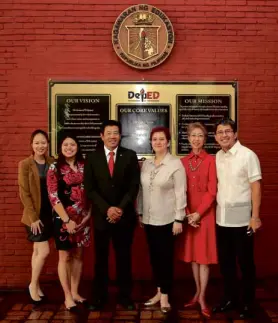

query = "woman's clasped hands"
[[75, 213, 91, 232], [65, 219, 77, 234], [186, 212, 201, 228]]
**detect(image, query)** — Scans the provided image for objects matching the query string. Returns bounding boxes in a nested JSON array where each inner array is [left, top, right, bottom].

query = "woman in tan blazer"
[[18, 129, 54, 304]]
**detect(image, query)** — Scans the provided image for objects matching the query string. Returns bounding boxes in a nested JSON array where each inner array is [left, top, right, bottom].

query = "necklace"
[[189, 158, 203, 172]]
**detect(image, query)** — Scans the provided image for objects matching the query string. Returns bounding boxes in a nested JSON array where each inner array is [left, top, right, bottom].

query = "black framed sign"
[[49, 92, 110, 155], [176, 95, 231, 155], [49, 81, 237, 157], [117, 104, 171, 155]]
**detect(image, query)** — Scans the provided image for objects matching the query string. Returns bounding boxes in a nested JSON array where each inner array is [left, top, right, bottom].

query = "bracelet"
[[63, 217, 70, 224], [174, 219, 183, 223]]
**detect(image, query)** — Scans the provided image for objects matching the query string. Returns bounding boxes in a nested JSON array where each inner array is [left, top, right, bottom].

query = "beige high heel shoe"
[[144, 298, 160, 306], [161, 305, 171, 314]]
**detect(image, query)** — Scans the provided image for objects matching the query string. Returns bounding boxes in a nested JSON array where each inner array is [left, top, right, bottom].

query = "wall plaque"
[[177, 95, 231, 155], [49, 81, 237, 158], [112, 4, 174, 69], [117, 104, 170, 155], [50, 93, 110, 155]]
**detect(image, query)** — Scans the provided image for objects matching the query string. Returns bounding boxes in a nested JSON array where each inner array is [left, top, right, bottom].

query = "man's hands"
[[107, 207, 123, 223], [248, 216, 262, 233]]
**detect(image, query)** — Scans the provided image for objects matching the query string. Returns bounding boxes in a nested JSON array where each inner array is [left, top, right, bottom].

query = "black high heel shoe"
[[65, 304, 79, 313], [39, 295, 47, 303], [74, 298, 89, 306], [28, 285, 42, 305]]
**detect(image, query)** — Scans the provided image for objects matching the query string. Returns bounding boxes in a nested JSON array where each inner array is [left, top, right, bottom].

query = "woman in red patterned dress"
[[47, 134, 91, 311], [179, 122, 217, 318]]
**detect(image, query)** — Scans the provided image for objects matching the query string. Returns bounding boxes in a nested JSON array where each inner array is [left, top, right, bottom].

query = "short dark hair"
[[30, 129, 49, 145], [215, 118, 237, 133], [56, 133, 84, 170], [100, 120, 122, 135], [150, 126, 171, 141]]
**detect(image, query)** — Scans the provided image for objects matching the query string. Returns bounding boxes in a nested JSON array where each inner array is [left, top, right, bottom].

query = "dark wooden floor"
[[1, 279, 278, 323]]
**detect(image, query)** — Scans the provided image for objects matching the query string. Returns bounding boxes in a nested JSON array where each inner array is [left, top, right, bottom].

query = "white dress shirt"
[[137, 153, 187, 226], [104, 146, 118, 163], [216, 141, 262, 227]]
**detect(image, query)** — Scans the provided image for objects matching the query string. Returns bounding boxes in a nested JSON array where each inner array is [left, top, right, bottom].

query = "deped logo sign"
[[128, 88, 160, 102]]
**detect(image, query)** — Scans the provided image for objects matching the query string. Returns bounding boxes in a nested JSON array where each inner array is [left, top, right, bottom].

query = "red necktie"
[[108, 151, 115, 176]]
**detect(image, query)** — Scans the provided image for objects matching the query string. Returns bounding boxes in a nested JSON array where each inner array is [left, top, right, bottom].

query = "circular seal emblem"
[[112, 4, 175, 70]]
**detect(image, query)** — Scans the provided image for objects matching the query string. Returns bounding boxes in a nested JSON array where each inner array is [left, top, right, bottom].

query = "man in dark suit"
[[84, 120, 140, 310]]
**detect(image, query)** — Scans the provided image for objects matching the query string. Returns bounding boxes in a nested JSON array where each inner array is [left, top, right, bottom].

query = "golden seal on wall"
[[112, 4, 175, 70]]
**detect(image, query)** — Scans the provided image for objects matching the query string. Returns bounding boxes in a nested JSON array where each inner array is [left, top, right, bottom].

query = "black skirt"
[[25, 219, 52, 242], [25, 177, 53, 242]]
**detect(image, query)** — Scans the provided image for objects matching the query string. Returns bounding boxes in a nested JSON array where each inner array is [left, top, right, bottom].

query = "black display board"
[[117, 104, 171, 155], [177, 95, 231, 155], [55, 95, 110, 155]]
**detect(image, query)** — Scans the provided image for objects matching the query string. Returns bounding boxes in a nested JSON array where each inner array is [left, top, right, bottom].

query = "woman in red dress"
[[47, 134, 91, 311], [179, 122, 217, 318]]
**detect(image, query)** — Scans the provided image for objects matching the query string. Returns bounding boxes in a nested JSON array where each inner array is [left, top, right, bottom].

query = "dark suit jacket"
[[84, 146, 140, 230]]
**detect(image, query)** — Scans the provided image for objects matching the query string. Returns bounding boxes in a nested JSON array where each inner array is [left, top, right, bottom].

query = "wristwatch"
[[174, 219, 184, 223]]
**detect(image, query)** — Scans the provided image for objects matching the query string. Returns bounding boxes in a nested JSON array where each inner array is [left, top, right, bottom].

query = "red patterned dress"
[[179, 150, 218, 264], [47, 161, 90, 250]]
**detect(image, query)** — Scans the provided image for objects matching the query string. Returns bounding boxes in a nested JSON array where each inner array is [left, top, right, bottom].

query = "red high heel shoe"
[[201, 307, 211, 318], [197, 298, 211, 318], [183, 297, 198, 308]]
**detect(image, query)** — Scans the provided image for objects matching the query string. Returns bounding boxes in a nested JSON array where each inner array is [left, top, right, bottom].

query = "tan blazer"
[[18, 155, 54, 226]]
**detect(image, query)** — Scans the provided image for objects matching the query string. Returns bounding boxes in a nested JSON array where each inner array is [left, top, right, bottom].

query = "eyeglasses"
[[190, 134, 204, 138], [216, 130, 234, 136]]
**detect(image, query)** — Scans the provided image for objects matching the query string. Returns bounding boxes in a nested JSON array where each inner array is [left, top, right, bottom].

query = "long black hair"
[[56, 133, 84, 171]]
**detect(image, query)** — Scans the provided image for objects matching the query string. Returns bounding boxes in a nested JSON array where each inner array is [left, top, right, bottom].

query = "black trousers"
[[145, 223, 175, 294], [94, 223, 135, 300], [217, 225, 256, 304]]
